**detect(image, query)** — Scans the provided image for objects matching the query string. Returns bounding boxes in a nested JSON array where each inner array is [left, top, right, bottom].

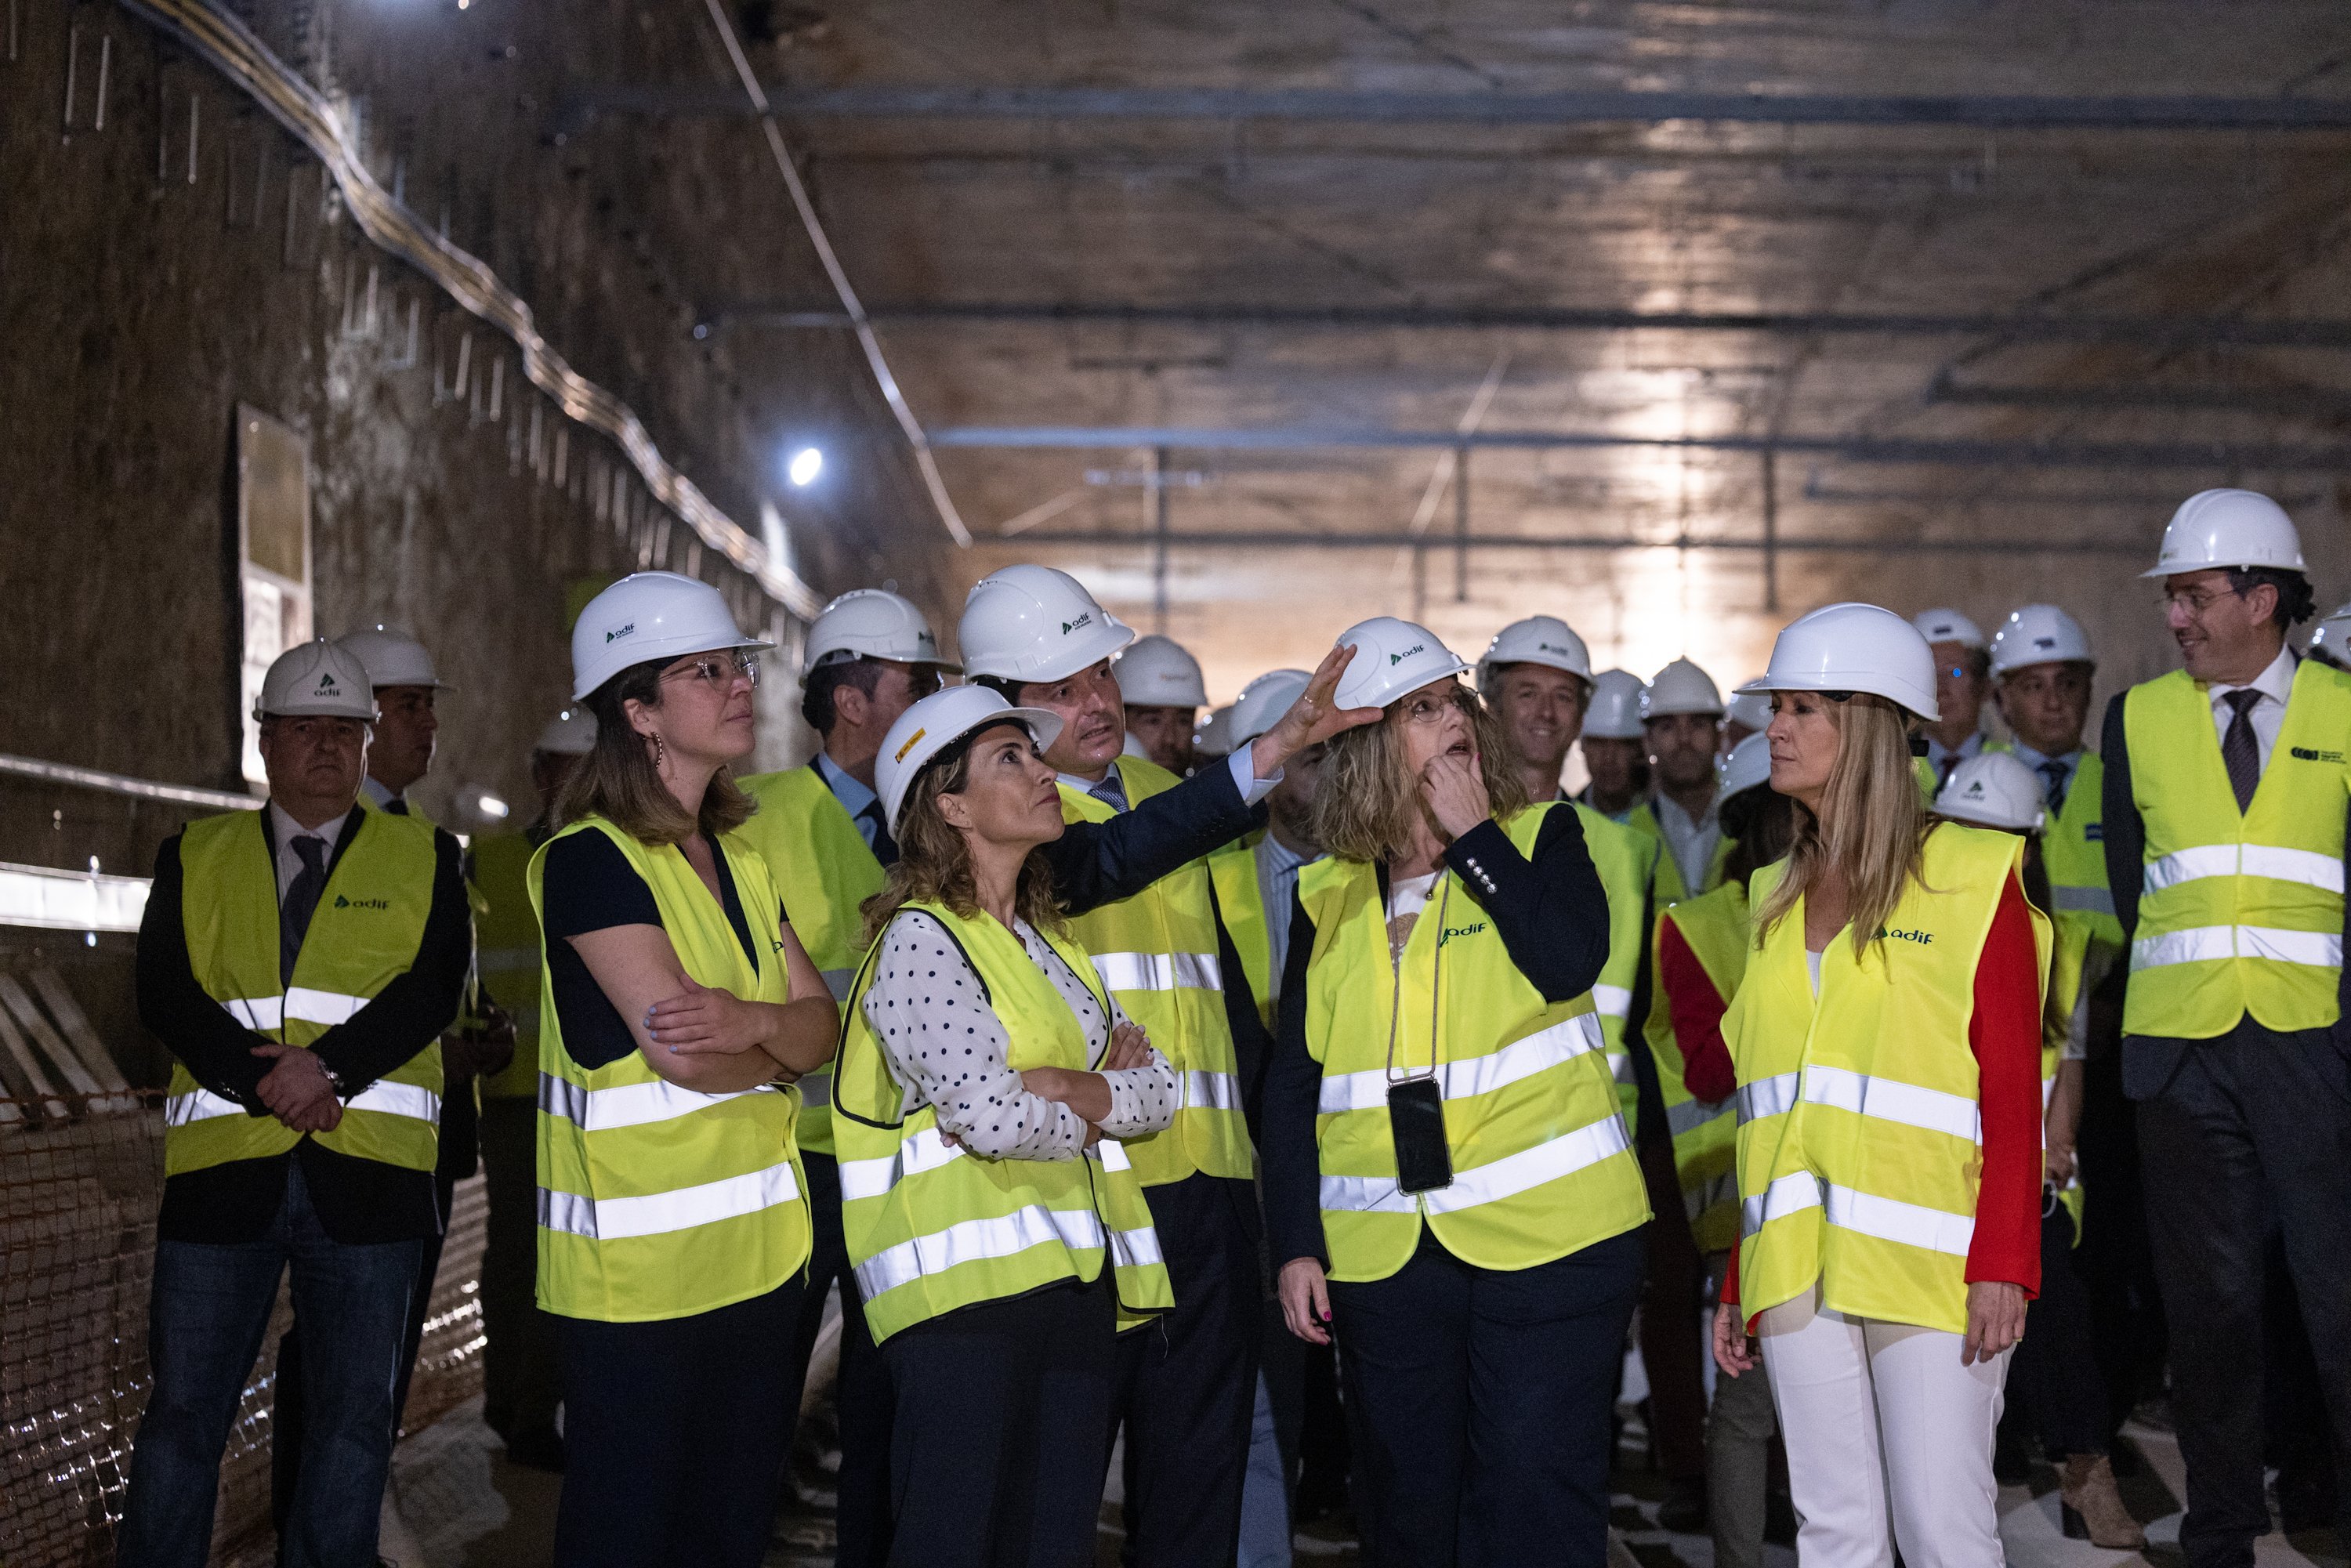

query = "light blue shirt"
[[1256, 829, 1320, 998], [1057, 750, 1278, 813], [2004, 740, 2085, 815], [815, 751, 882, 849]]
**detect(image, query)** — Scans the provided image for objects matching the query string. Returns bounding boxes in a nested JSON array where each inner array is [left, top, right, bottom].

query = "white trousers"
[[1756, 1285, 2012, 1568]]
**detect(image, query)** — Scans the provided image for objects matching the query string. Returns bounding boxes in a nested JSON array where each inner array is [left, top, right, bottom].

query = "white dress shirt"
[[266, 802, 351, 900], [2204, 644, 2298, 777], [1653, 792, 1723, 897]]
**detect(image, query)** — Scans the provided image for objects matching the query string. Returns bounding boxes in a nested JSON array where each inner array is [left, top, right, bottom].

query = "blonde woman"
[[1264, 618, 1647, 1568], [534, 574, 842, 1568], [1710, 603, 2047, 1568]]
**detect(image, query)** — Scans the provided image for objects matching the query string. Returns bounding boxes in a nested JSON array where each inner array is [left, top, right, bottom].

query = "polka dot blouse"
[[860, 911, 1177, 1160]]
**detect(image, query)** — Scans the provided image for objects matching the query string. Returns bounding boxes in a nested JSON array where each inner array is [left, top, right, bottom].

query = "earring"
[[651, 733, 668, 773]]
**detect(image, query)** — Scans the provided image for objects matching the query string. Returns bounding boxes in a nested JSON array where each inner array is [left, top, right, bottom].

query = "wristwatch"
[[315, 1057, 350, 1098]]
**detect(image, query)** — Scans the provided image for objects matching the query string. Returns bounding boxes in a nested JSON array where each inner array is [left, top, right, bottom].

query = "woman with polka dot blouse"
[[832, 686, 1179, 1568]]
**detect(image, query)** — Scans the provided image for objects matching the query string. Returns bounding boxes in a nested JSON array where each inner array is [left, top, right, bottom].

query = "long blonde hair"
[[1311, 685, 1531, 863], [1753, 693, 1928, 960], [860, 726, 1067, 943]]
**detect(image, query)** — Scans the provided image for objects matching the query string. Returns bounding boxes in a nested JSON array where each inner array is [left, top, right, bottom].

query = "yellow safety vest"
[[2121, 662, 2351, 1038], [1643, 879, 1747, 1255], [736, 765, 891, 1157], [1987, 744, 2122, 956], [1208, 827, 1276, 1030], [1578, 803, 1657, 1128], [472, 831, 544, 1100], [832, 901, 1173, 1342], [1913, 754, 1942, 805], [167, 809, 445, 1177], [531, 817, 810, 1322], [1060, 757, 1254, 1186], [1299, 803, 1651, 1284], [1628, 800, 1733, 908], [1726, 823, 2050, 1335]]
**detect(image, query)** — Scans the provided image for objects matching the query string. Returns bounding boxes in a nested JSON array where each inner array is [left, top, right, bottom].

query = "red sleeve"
[[1722, 1233, 1740, 1306], [1661, 918, 1737, 1104], [1965, 875, 2043, 1298]]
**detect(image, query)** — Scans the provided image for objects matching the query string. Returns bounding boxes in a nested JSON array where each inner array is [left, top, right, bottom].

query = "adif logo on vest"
[[1389, 643, 1426, 666], [1439, 920, 1487, 946], [332, 893, 393, 911], [1061, 612, 1094, 636], [1875, 926, 1934, 946]]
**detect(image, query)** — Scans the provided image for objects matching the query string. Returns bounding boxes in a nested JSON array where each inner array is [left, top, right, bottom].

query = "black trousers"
[[555, 1276, 803, 1568], [2003, 1197, 2111, 1460], [1329, 1225, 1646, 1568], [785, 1151, 896, 1568], [479, 1095, 563, 1440], [2134, 1023, 2351, 1567], [882, 1275, 1118, 1568], [1109, 1172, 1262, 1566]]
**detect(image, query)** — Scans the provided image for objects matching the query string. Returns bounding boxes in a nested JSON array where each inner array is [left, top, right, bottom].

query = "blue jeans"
[[117, 1163, 422, 1568]]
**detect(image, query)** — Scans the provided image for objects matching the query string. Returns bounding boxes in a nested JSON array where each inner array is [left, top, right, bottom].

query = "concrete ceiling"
[[594, 0, 2351, 702]]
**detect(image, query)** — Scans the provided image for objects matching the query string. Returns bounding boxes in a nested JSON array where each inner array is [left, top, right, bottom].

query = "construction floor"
[[375, 1392, 2346, 1568]]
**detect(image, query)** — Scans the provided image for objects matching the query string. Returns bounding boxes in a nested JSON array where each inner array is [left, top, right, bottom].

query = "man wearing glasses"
[[2100, 489, 2351, 1568], [735, 587, 957, 1566], [1912, 607, 1993, 788]]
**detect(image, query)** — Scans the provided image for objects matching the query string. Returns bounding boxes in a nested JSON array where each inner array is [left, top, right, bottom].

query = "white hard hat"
[[1194, 703, 1237, 757], [875, 686, 1065, 836], [1115, 634, 1210, 709], [1642, 658, 1725, 721], [1911, 609, 1987, 650], [1936, 751, 2047, 835], [335, 625, 451, 691], [959, 565, 1135, 685], [1716, 731, 1773, 802], [1331, 617, 1472, 712], [2143, 488, 2307, 580], [1739, 602, 1940, 722], [1583, 670, 1646, 740], [1228, 668, 1311, 748], [570, 570, 773, 701], [1722, 689, 1773, 734], [1121, 730, 1148, 758], [2309, 599, 2351, 666], [1990, 604, 2095, 675], [804, 588, 959, 676], [1477, 616, 1593, 690], [255, 639, 378, 722], [534, 708, 598, 755]]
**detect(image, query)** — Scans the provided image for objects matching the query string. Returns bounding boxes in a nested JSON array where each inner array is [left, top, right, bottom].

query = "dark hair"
[[971, 674, 1023, 704], [2226, 567, 2317, 630], [860, 722, 1067, 943], [556, 657, 753, 845], [801, 656, 889, 736], [1957, 646, 1991, 681]]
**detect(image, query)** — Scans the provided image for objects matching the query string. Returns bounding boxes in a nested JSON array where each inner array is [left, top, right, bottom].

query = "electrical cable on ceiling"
[[703, 0, 974, 548]]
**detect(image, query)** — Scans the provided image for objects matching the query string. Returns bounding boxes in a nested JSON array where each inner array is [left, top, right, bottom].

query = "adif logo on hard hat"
[[894, 727, 928, 762], [1389, 643, 1426, 666], [1965, 780, 1988, 798], [2033, 636, 2056, 650], [314, 672, 341, 695], [916, 631, 939, 653], [1061, 612, 1094, 636], [1539, 642, 1570, 657], [605, 622, 636, 643]]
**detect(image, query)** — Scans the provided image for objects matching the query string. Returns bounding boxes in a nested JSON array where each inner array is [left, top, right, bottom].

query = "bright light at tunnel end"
[[788, 447, 824, 487]]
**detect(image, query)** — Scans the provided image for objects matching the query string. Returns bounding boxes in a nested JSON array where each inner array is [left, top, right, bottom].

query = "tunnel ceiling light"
[[788, 447, 824, 487]]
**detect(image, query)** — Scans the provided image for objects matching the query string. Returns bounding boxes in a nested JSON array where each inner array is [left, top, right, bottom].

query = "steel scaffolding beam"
[[1002, 530, 2143, 555]]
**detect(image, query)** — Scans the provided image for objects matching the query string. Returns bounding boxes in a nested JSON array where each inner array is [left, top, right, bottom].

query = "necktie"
[[2221, 689, 2263, 813], [2038, 760, 2071, 818], [1089, 776, 1130, 814], [281, 835, 329, 985], [859, 800, 900, 869], [383, 797, 410, 817]]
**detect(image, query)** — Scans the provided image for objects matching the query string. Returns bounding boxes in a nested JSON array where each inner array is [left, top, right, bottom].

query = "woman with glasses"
[[1262, 617, 1646, 1568], [533, 572, 842, 1568], [1711, 603, 2046, 1568]]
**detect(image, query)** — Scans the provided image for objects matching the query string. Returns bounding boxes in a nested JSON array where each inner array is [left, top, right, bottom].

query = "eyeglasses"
[[2157, 586, 2235, 616], [662, 652, 761, 691], [1398, 689, 1472, 726]]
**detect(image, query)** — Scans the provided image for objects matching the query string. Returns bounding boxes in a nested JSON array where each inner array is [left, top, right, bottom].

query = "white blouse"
[[860, 911, 1177, 1160]]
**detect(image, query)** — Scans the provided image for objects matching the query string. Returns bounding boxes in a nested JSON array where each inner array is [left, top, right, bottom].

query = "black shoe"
[[502, 1425, 567, 1473], [2277, 1465, 2338, 1536], [1764, 1490, 1799, 1546], [1656, 1477, 1708, 1534]]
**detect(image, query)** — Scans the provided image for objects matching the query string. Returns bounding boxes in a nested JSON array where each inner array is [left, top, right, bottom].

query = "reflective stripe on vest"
[[532, 818, 810, 1323], [169, 809, 444, 1178], [1301, 802, 1650, 1284], [832, 903, 1174, 1342], [1058, 755, 1255, 1186], [735, 766, 892, 1157], [1723, 823, 2049, 1335], [1643, 878, 1749, 1254], [2122, 663, 2351, 1037]]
